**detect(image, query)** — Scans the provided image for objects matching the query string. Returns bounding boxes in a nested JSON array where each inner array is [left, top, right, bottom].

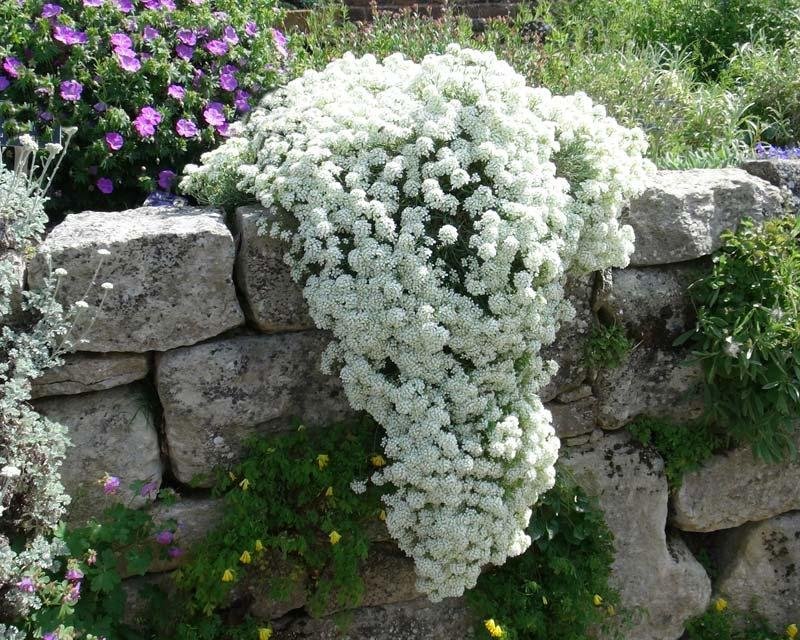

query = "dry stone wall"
[[23, 159, 800, 639]]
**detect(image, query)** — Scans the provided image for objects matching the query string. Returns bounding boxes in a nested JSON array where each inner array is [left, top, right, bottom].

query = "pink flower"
[[204, 39, 228, 56], [16, 577, 35, 593], [154, 530, 174, 545], [3, 57, 23, 79], [101, 473, 120, 494], [59, 79, 82, 101], [158, 169, 176, 190], [167, 84, 185, 101], [219, 73, 237, 91], [175, 118, 198, 137], [65, 567, 84, 582], [110, 33, 132, 49], [133, 106, 162, 137], [272, 28, 288, 58], [175, 44, 194, 61], [202, 102, 225, 126], [41, 3, 63, 17], [63, 581, 81, 604], [223, 26, 238, 45], [116, 49, 141, 72], [105, 132, 124, 151], [97, 178, 114, 194]]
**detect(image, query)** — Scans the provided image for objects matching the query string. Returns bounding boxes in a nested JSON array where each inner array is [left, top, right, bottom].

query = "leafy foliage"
[[583, 322, 632, 371], [467, 471, 620, 640], [680, 216, 800, 462], [685, 600, 790, 640]]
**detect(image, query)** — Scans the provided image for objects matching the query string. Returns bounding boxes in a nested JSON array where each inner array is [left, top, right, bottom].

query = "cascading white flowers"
[[182, 44, 654, 601]]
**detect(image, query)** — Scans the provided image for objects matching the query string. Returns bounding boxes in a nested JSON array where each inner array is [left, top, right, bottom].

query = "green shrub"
[[583, 323, 632, 370], [0, 0, 284, 213], [685, 599, 790, 640], [466, 470, 620, 640], [679, 216, 800, 462]]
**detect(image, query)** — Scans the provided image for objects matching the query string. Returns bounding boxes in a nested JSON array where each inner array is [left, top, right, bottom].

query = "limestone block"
[[715, 511, 800, 629], [27, 206, 244, 352], [31, 352, 149, 399], [562, 433, 711, 640], [233, 206, 314, 333], [547, 397, 596, 439], [627, 169, 783, 266], [741, 158, 800, 211], [671, 435, 800, 532], [156, 331, 352, 486], [34, 383, 162, 523]]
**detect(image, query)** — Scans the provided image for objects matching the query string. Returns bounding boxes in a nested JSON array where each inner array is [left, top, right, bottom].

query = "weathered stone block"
[[715, 511, 800, 629], [671, 435, 800, 532], [28, 206, 244, 352], [233, 206, 314, 333], [156, 331, 353, 486], [627, 169, 783, 266], [31, 352, 149, 399], [741, 158, 800, 211], [562, 433, 711, 640], [547, 397, 596, 439], [34, 383, 162, 523]]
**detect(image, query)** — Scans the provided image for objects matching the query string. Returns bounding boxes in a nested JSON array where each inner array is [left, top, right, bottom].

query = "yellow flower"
[[370, 454, 387, 468], [593, 594, 603, 607], [325, 486, 334, 497], [254, 539, 264, 553], [787, 623, 798, 639], [607, 604, 616, 616], [316, 454, 329, 469], [239, 478, 250, 491], [714, 597, 728, 613], [221, 569, 235, 582], [379, 509, 386, 521], [329, 530, 342, 545], [240, 550, 252, 564], [484, 619, 503, 638], [258, 628, 273, 640]]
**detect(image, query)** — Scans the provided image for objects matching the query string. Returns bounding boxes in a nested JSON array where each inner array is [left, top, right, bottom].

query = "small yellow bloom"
[[370, 454, 386, 468], [379, 509, 386, 521], [593, 594, 603, 606], [607, 604, 616, 616], [221, 569, 235, 582], [787, 623, 798, 639], [239, 478, 250, 491], [329, 530, 342, 545], [240, 550, 252, 564], [258, 628, 273, 640], [316, 454, 329, 469], [714, 597, 728, 613], [484, 619, 503, 638], [254, 539, 264, 553], [542, 596, 548, 605], [325, 486, 334, 497]]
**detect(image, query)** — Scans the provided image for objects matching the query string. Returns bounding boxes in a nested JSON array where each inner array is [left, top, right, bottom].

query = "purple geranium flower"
[[40, 110, 54, 121], [116, 49, 141, 72], [176, 29, 196, 45], [167, 84, 185, 101], [245, 21, 258, 37], [203, 102, 225, 126], [16, 577, 35, 593], [102, 474, 120, 494], [143, 26, 159, 40], [158, 169, 176, 190], [63, 581, 81, 604], [105, 132, 124, 151], [204, 39, 228, 56], [94, 101, 107, 112], [175, 118, 198, 137], [234, 89, 250, 113], [168, 546, 184, 558], [175, 44, 194, 61], [110, 32, 133, 49], [53, 24, 88, 45], [133, 108, 160, 137], [3, 57, 23, 79], [139, 480, 159, 497], [43, 632, 58, 640], [222, 63, 238, 74], [272, 28, 288, 58], [0, 76, 9, 91], [60, 79, 82, 101], [116, 0, 132, 11], [154, 530, 174, 545], [65, 567, 84, 582], [42, 3, 62, 17], [223, 26, 238, 45], [219, 73, 237, 91], [141, 0, 159, 8], [161, 0, 175, 9], [83, 0, 103, 5], [97, 177, 114, 194], [192, 68, 204, 87]]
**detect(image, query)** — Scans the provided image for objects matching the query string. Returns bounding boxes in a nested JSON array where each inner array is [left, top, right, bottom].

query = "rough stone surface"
[[240, 552, 309, 621], [156, 331, 353, 486], [34, 383, 162, 522], [539, 274, 594, 401], [594, 347, 703, 429], [557, 384, 593, 403], [562, 433, 711, 640], [715, 511, 800, 629], [121, 572, 176, 629], [741, 158, 800, 211], [627, 169, 783, 266], [274, 597, 473, 640], [547, 397, 596, 439], [233, 206, 314, 333], [671, 435, 800, 532], [31, 352, 150, 399], [28, 206, 244, 352]]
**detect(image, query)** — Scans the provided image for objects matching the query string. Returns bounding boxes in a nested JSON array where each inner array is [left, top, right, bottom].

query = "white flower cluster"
[[182, 45, 653, 600]]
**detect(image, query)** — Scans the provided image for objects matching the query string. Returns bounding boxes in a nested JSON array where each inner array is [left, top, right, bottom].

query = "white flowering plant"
[[182, 44, 653, 601]]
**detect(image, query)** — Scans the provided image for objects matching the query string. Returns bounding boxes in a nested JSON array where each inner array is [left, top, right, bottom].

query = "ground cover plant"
[[0, 0, 286, 212]]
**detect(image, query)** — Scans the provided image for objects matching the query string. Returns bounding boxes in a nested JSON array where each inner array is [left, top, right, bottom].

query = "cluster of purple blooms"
[[0, 0, 289, 200], [755, 142, 800, 160]]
